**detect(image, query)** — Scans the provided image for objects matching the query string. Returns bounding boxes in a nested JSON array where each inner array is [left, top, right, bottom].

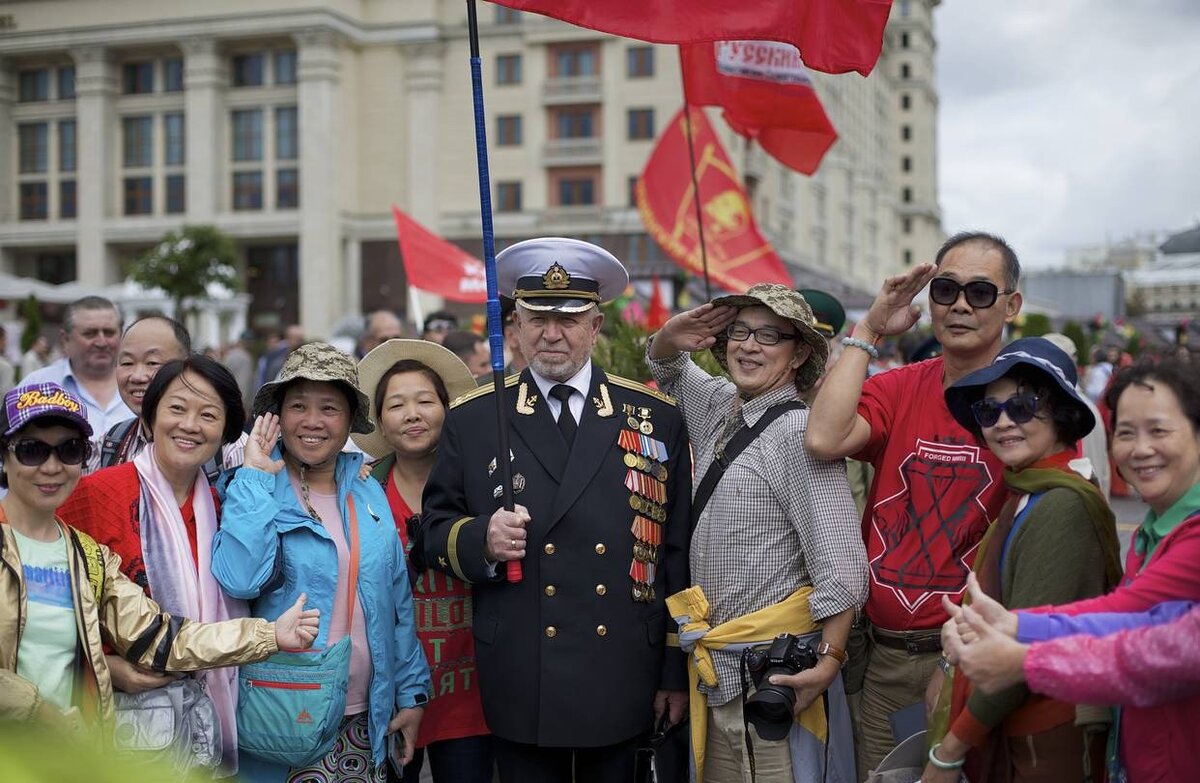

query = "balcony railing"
[[541, 137, 603, 166]]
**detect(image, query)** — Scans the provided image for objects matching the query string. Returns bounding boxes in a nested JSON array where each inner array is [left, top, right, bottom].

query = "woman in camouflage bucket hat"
[[709, 283, 831, 392], [251, 341, 374, 435]]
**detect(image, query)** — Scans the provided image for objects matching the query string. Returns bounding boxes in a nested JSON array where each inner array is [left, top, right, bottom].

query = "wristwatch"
[[816, 641, 848, 668]]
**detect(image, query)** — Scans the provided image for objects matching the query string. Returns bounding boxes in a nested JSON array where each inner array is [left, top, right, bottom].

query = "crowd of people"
[[0, 230, 1197, 783]]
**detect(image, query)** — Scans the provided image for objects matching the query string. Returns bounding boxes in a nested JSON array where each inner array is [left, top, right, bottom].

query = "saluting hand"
[[858, 262, 938, 342], [649, 303, 738, 358], [486, 504, 531, 562], [244, 413, 286, 475], [273, 593, 320, 650]]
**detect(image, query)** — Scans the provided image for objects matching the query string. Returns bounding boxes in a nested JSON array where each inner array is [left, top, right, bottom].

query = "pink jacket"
[[1031, 513, 1200, 783]]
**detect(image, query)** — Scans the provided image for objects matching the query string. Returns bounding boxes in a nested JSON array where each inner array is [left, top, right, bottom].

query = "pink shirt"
[[290, 477, 373, 715]]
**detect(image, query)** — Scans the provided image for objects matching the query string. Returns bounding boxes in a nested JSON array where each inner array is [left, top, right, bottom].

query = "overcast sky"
[[935, 0, 1200, 268]]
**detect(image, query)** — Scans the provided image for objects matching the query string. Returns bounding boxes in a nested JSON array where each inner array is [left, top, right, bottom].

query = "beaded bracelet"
[[841, 336, 880, 360], [928, 743, 966, 770]]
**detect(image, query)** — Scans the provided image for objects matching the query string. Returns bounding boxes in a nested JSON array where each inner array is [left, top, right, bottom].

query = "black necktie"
[[550, 384, 577, 446]]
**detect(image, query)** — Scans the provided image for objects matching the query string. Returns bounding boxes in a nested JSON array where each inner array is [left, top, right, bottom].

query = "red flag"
[[636, 108, 793, 294], [488, 0, 892, 76], [681, 41, 837, 175], [392, 206, 487, 303], [646, 276, 670, 331]]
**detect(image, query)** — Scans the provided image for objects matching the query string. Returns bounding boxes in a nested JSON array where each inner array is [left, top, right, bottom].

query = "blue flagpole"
[[466, 0, 521, 583]]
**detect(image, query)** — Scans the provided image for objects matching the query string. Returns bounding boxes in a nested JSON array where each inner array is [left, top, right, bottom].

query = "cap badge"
[[542, 262, 571, 290]]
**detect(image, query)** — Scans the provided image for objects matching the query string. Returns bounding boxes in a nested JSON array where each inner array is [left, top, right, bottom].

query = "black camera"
[[742, 634, 819, 740]]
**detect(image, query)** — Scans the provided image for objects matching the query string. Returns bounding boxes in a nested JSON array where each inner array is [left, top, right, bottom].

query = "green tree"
[[18, 294, 42, 353], [129, 225, 240, 318], [1019, 312, 1052, 338], [1062, 320, 1090, 363]]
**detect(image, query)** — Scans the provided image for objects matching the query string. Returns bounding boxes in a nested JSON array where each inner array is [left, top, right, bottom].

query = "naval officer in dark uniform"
[[422, 237, 691, 782]]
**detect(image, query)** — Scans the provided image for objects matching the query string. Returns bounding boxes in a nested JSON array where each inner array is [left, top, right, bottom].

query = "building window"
[[495, 7, 521, 24], [902, 187, 912, 203], [627, 47, 654, 78], [901, 125, 912, 142], [164, 113, 185, 166], [900, 0, 911, 16], [60, 180, 77, 219], [57, 66, 76, 100], [19, 183, 49, 220], [18, 123, 49, 173], [18, 69, 50, 102], [123, 176, 153, 215], [627, 108, 655, 140], [164, 58, 184, 92], [496, 54, 522, 85], [900, 63, 911, 79], [275, 106, 298, 159], [276, 169, 299, 208], [122, 62, 154, 94], [558, 177, 595, 206], [555, 46, 597, 77], [901, 155, 912, 172], [59, 120, 76, 172], [901, 32, 910, 49], [901, 93, 911, 110], [902, 217, 912, 234], [232, 53, 266, 87], [232, 109, 264, 161], [628, 175, 639, 207], [275, 51, 297, 84], [556, 108, 595, 138], [122, 116, 154, 167], [496, 181, 522, 212], [232, 171, 263, 210], [496, 114, 523, 146], [165, 174, 186, 214], [903, 249, 913, 265]]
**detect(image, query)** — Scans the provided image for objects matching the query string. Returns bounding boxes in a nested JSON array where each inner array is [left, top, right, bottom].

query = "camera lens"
[[744, 671, 796, 741]]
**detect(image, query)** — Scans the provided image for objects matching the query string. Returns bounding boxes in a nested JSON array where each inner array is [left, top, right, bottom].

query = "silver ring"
[[510, 538, 518, 550]]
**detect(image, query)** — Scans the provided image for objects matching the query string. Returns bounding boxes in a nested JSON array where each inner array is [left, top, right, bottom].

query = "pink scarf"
[[135, 444, 248, 774]]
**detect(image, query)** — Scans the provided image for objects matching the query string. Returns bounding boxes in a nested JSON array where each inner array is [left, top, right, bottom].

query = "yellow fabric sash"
[[666, 585, 825, 782]]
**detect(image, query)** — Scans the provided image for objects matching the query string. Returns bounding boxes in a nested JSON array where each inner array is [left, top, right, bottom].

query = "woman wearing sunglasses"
[[0, 382, 319, 737], [56, 356, 258, 774], [354, 339, 492, 783], [920, 337, 1123, 783]]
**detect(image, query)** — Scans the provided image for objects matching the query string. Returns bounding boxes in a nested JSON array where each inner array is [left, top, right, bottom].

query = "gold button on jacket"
[[544, 585, 557, 597], [543, 543, 556, 555], [545, 626, 557, 638]]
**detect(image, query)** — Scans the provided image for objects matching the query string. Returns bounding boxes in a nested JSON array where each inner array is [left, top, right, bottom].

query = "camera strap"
[[738, 646, 832, 783], [691, 401, 805, 530]]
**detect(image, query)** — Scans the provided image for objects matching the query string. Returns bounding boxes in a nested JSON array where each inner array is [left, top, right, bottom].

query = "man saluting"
[[422, 237, 691, 783]]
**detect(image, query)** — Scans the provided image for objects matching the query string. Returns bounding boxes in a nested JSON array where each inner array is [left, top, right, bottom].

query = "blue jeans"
[[396, 734, 494, 783]]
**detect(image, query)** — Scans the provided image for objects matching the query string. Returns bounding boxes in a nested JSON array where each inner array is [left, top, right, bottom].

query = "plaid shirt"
[[648, 349, 868, 706]]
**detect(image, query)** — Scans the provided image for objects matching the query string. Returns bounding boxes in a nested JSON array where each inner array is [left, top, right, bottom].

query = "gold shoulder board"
[[451, 374, 520, 409], [606, 374, 677, 406]]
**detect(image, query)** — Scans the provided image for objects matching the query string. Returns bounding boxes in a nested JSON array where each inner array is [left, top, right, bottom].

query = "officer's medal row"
[[619, 405, 667, 603]]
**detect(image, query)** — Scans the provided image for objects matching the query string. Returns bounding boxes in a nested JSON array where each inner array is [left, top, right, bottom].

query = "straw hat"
[[352, 339, 477, 458]]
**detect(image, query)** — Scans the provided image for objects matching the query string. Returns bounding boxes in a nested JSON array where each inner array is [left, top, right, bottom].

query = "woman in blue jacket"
[[212, 343, 430, 783]]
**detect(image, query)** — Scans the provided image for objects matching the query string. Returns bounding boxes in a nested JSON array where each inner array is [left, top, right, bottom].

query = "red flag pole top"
[[636, 107, 794, 294]]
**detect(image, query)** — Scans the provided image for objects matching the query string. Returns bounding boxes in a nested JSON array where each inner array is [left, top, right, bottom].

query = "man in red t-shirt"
[[806, 232, 1023, 776]]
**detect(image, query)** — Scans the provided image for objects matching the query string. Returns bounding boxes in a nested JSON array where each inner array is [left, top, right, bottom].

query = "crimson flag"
[[646, 276, 670, 331], [392, 206, 487, 303], [488, 0, 892, 76], [636, 108, 793, 294], [681, 41, 837, 175]]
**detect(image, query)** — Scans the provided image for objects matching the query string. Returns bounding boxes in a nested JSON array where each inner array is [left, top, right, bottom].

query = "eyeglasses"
[[7, 438, 90, 467], [970, 393, 1041, 429], [424, 320, 455, 333], [929, 277, 1013, 309], [725, 324, 799, 346]]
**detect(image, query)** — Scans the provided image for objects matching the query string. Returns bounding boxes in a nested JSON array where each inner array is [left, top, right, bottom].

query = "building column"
[[0, 61, 14, 224], [182, 37, 224, 219], [295, 28, 341, 339], [403, 42, 445, 319], [343, 236, 361, 317], [72, 45, 115, 287]]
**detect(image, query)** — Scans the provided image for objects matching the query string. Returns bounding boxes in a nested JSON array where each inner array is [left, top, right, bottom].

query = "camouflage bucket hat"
[[711, 284, 831, 392], [252, 342, 374, 434]]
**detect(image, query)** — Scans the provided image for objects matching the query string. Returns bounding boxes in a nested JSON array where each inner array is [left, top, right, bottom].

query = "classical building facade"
[[0, 0, 941, 338]]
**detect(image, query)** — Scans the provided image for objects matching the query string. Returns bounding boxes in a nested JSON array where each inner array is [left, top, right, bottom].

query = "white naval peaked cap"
[[497, 237, 630, 313]]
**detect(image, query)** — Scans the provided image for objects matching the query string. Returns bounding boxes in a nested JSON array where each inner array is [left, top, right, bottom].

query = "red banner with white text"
[[392, 206, 487, 303]]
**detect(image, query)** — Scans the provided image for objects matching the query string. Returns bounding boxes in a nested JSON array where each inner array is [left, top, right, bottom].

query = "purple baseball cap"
[[4, 383, 93, 438]]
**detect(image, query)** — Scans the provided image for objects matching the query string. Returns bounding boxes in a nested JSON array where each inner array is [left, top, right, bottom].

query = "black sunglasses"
[[725, 323, 798, 346], [7, 437, 90, 467], [929, 277, 1013, 309], [970, 393, 1041, 429]]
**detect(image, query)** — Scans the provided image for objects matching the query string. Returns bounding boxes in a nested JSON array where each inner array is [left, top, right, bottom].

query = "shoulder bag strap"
[[690, 401, 806, 529]]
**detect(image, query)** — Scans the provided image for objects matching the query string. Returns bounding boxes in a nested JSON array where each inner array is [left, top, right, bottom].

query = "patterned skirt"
[[286, 713, 384, 783]]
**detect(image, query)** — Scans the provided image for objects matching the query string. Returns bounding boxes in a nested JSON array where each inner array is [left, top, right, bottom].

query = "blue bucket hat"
[[944, 337, 1095, 437]]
